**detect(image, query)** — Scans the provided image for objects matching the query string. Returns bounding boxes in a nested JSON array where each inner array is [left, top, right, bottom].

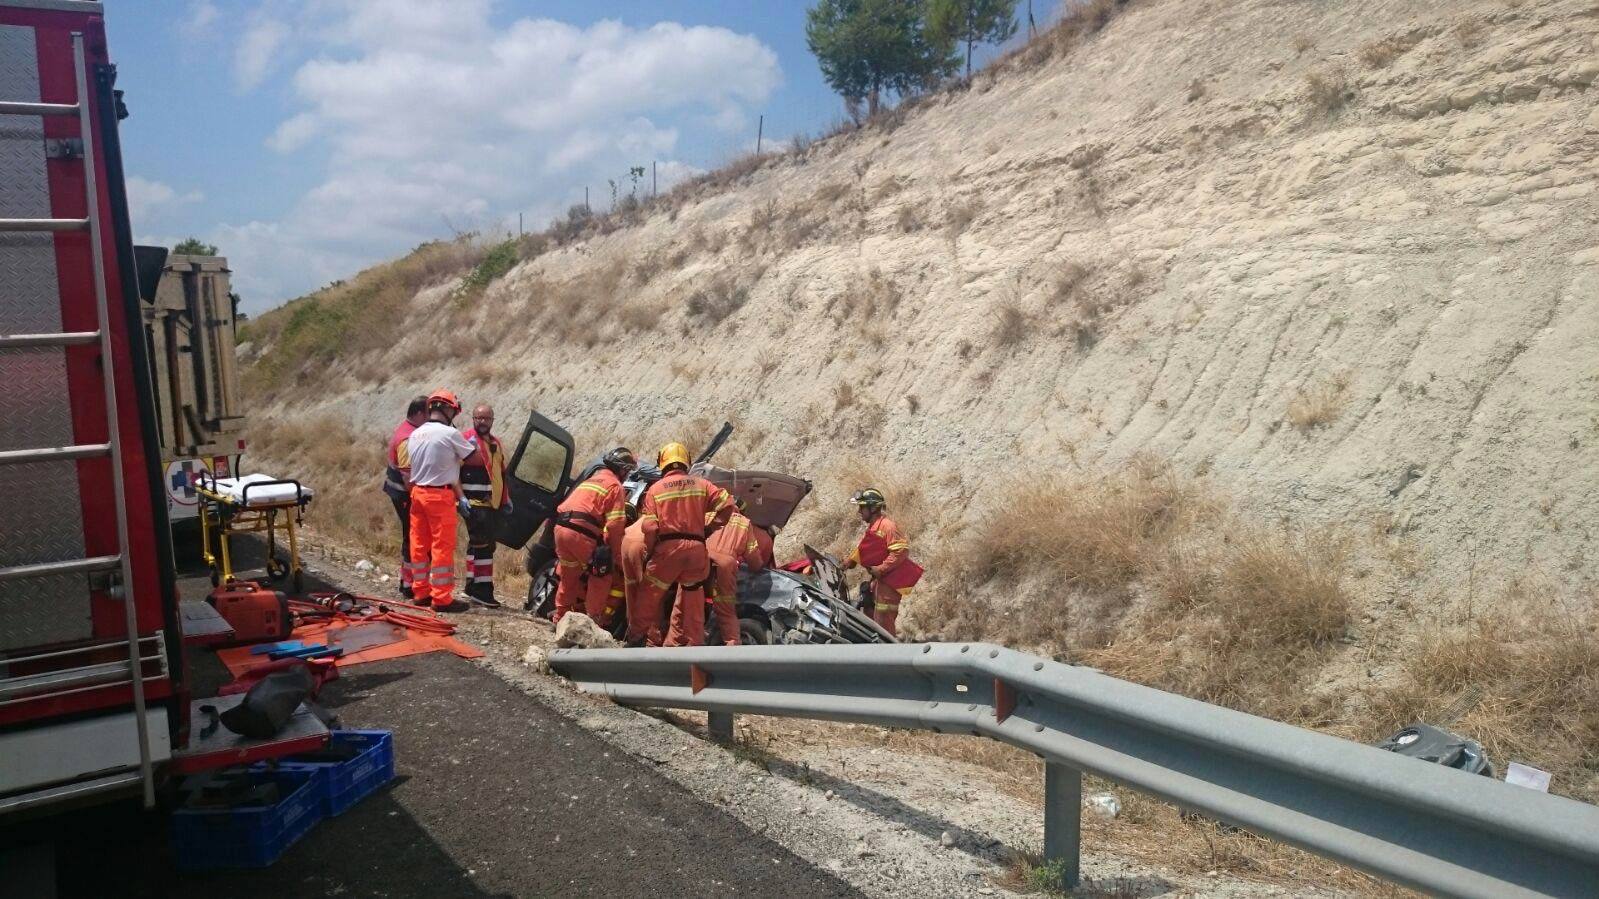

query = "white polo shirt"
[[406, 421, 475, 487]]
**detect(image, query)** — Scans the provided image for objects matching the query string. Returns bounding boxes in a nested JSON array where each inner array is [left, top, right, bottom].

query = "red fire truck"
[[0, 0, 323, 819]]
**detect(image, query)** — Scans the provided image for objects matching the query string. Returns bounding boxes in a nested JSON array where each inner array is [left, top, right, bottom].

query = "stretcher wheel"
[[265, 553, 288, 583]]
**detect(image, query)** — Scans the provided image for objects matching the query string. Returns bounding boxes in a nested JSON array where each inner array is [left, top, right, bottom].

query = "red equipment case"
[[208, 582, 293, 645]]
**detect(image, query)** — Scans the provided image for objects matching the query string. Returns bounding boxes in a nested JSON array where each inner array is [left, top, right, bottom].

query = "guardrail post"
[[1043, 760, 1081, 889], [707, 710, 734, 741]]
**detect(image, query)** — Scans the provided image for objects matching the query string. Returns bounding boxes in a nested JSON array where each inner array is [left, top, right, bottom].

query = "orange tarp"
[[217, 616, 482, 678]]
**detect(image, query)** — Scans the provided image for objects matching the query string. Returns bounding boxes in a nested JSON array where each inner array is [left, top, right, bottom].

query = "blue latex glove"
[[457, 497, 471, 518]]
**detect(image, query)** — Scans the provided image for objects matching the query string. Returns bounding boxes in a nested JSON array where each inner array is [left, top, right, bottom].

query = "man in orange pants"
[[620, 517, 658, 646], [842, 487, 923, 636], [706, 500, 763, 646], [551, 447, 635, 627], [405, 390, 476, 613], [637, 442, 734, 648]]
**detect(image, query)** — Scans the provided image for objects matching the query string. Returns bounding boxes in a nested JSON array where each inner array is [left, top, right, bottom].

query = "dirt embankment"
[[242, 0, 1599, 801]]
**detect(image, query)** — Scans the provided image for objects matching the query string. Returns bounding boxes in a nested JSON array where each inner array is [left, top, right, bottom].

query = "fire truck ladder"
[[0, 34, 156, 808]]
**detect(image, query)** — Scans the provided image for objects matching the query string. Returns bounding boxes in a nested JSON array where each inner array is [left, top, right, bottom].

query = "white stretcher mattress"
[[202, 473, 314, 507]]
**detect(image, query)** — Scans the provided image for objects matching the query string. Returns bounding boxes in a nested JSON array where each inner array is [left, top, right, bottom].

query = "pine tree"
[[928, 0, 1018, 80], [806, 0, 959, 117]]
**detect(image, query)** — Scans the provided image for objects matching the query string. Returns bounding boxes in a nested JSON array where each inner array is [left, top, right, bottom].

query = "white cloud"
[[235, 15, 290, 90], [267, 113, 318, 153], [221, 1, 783, 311], [179, 0, 220, 38], [126, 176, 204, 227]]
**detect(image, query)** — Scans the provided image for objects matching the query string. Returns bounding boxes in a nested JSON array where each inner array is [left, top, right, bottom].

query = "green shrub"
[[456, 239, 519, 296]]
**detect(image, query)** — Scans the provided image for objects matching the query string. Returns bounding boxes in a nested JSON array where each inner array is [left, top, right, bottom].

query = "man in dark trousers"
[[461, 403, 511, 608], [383, 395, 427, 598]]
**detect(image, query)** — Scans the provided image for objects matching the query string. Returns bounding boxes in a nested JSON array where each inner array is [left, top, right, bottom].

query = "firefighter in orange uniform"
[[620, 517, 656, 645], [460, 404, 510, 608], [551, 448, 636, 626], [750, 521, 776, 569], [842, 488, 923, 636], [637, 443, 734, 648], [706, 499, 763, 646]]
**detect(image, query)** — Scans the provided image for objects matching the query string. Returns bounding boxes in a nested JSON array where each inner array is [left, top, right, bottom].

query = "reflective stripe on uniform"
[[653, 487, 707, 502], [645, 573, 670, 589], [576, 481, 610, 496]]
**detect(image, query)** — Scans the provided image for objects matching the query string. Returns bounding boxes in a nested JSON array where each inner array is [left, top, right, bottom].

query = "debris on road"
[[1085, 793, 1121, 820]]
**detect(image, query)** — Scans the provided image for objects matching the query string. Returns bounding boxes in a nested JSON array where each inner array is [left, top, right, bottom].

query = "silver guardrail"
[[550, 642, 1599, 898]]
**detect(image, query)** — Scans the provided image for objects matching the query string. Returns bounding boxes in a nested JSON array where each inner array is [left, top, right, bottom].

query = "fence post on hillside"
[[652, 160, 657, 198], [756, 115, 764, 155], [1043, 760, 1082, 889]]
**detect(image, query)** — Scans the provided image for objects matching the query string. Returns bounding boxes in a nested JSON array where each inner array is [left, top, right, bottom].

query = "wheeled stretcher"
[[196, 474, 315, 593]]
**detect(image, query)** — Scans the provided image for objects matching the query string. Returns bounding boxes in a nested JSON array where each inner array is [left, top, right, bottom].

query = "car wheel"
[[526, 558, 558, 618], [738, 617, 771, 646]]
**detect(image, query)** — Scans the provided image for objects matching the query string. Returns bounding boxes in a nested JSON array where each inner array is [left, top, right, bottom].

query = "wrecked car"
[[493, 416, 894, 645]]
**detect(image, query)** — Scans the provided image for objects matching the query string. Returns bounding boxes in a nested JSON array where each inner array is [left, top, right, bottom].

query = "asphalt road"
[[6, 533, 860, 898]]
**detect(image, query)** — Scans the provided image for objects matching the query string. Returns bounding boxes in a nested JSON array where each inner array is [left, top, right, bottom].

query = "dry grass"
[[1358, 35, 1417, 69], [994, 0, 1127, 74], [945, 197, 984, 239], [1287, 373, 1351, 430], [991, 300, 1032, 347], [1304, 68, 1353, 118], [921, 459, 1355, 723], [1291, 34, 1316, 55], [1365, 592, 1599, 800], [1049, 262, 1132, 346], [1186, 77, 1206, 103], [813, 181, 851, 206], [684, 274, 752, 326], [895, 204, 922, 232], [241, 236, 493, 395], [617, 301, 665, 333], [825, 268, 901, 323]]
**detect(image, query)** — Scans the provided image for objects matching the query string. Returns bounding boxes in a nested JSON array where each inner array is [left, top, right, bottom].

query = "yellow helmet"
[[657, 442, 691, 471]]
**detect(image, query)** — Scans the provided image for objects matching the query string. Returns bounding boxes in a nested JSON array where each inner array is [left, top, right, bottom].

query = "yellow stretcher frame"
[[196, 478, 312, 594]]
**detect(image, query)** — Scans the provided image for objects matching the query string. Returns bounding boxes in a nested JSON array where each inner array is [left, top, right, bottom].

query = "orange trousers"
[[408, 485, 458, 608], [639, 540, 710, 647], [871, 579, 902, 637], [553, 526, 618, 626], [707, 551, 740, 646], [621, 526, 658, 645]]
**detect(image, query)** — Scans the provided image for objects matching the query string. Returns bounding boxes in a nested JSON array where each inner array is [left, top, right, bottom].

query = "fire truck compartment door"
[[0, 708, 173, 798]]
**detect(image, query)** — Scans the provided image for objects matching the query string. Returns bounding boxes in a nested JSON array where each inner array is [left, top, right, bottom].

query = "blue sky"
[[109, 1, 1060, 312]]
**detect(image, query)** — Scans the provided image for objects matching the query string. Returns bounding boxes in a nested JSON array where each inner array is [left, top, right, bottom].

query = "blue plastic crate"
[[170, 768, 324, 870], [263, 730, 395, 817]]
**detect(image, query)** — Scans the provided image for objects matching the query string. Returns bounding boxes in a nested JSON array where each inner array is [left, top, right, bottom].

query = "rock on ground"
[[553, 612, 616, 649]]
